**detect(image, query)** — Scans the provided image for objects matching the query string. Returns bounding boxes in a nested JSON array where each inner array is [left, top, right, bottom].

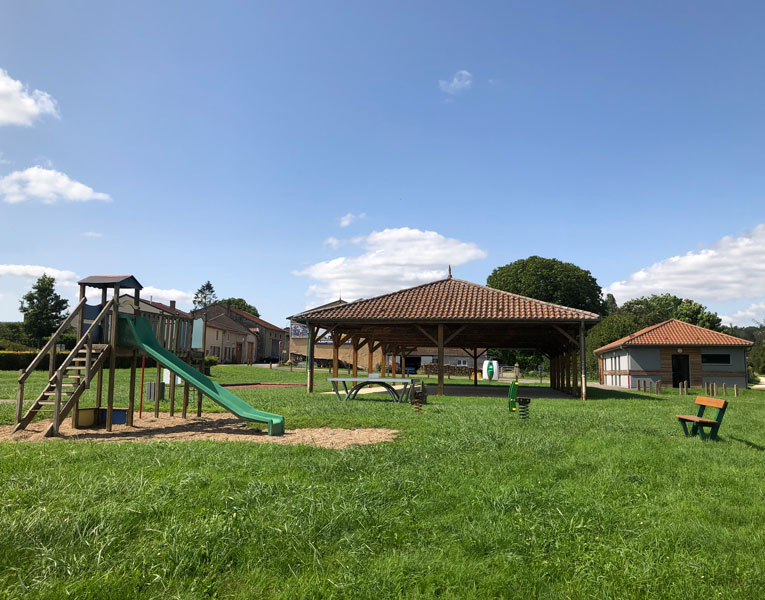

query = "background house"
[[594, 319, 753, 389], [194, 302, 287, 363]]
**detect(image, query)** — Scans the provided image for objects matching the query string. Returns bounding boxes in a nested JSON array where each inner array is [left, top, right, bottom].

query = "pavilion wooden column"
[[306, 324, 315, 393], [352, 338, 359, 378], [380, 345, 387, 377], [473, 348, 478, 387], [579, 320, 588, 401], [563, 350, 571, 394], [367, 339, 374, 373], [332, 332, 340, 378], [572, 349, 579, 397], [392, 348, 397, 378], [437, 324, 444, 396]]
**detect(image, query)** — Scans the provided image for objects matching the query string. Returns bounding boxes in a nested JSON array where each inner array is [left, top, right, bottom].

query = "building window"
[[456, 359, 468, 366], [702, 353, 731, 365]]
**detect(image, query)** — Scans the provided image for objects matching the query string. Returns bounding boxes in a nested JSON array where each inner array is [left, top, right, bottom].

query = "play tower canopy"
[[290, 276, 601, 398]]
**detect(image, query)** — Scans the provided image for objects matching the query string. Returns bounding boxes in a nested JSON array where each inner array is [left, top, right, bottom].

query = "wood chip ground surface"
[[0, 413, 397, 449]]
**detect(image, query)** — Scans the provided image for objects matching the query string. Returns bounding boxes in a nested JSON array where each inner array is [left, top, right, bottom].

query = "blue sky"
[[1, 1, 764, 327]]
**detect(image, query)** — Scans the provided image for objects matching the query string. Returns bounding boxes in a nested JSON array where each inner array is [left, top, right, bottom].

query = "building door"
[[671, 354, 690, 388], [235, 343, 242, 364], [247, 342, 254, 364]]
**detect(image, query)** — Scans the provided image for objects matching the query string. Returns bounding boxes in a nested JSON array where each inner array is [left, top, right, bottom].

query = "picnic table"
[[327, 377, 418, 403]]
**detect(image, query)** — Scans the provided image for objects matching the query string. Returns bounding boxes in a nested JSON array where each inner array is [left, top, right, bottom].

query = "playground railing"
[[51, 297, 115, 387], [18, 297, 87, 385]]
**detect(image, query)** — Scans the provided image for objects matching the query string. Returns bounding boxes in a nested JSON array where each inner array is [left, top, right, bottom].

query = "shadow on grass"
[[729, 436, 765, 451], [587, 387, 668, 402]]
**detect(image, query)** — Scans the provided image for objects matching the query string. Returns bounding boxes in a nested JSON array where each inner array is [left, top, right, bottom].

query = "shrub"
[[205, 355, 219, 367]]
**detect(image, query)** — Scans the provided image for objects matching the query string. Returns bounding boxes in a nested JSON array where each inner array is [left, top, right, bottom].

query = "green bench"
[[676, 396, 728, 441]]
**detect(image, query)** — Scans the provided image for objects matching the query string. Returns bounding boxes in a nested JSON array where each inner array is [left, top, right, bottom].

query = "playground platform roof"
[[78, 275, 143, 289]]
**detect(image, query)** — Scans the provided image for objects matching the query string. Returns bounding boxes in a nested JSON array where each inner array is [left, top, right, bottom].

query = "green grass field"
[[2, 365, 765, 598]]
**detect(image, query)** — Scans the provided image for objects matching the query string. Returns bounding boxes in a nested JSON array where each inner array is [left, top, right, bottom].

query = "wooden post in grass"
[[723, 383, 727, 396], [437, 324, 445, 396], [473, 348, 478, 387], [579, 321, 588, 401], [196, 389, 202, 417], [128, 351, 137, 426], [182, 382, 189, 418], [96, 367, 104, 409], [381, 345, 387, 378], [572, 350, 579, 397], [564, 350, 570, 394], [734, 384, 739, 397]]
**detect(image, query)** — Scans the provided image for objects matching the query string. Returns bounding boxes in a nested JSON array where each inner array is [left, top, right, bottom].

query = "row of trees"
[[1, 276, 262, 351], [486, 256, 763, 376]]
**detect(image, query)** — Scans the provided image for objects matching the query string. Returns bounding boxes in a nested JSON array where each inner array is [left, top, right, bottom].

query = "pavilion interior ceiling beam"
[[415, 325, 438, 346]]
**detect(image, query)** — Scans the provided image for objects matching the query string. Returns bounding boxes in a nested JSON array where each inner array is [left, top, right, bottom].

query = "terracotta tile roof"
[[290, 278, 601, 322], [229, 306, 284, 332], [594, 319, 754, 354], [145, 299, 192, 319]]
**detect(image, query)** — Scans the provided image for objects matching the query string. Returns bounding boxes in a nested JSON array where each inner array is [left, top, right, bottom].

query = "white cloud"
[[294, 227, 487, 305], [0, 264, 78, 284], [0, 166, 111, 204], [0, 68, 59, 126], [0, 152, 11, 165], [439, 70, 472, 95], [324, 236, 342, 248], [721, 302, 765, 327], [607, 224, 765, 311], [339, 212, 366, 227], [82, 231, 103, 238], [141, 286, 195, 307]]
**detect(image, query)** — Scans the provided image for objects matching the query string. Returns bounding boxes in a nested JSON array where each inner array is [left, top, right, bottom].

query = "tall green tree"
[[620, 294, 722, 330], [19, 274, 70, 348], [487, 256, 605, 314], [221, 297, 260, 317], [193, 281, 217, 310]]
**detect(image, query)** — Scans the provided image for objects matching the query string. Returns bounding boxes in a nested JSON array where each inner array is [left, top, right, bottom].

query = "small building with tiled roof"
[[594, 319, 753, 389]]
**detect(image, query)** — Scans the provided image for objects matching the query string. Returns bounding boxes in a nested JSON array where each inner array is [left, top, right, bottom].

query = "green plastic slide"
[[118, 315, 285, 435]]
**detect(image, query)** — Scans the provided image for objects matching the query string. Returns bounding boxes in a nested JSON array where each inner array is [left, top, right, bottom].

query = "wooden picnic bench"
[[676, 396, 728, 441]]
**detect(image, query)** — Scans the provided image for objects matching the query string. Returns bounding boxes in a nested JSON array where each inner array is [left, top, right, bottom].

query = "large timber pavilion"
[[290, 277, 601, 399]]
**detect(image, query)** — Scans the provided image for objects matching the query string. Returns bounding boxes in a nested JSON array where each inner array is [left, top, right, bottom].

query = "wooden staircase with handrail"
[[15, 296, 116, 436]]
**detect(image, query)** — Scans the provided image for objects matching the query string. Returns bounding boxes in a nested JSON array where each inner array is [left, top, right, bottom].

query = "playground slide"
[[118, 315, 285, 435]]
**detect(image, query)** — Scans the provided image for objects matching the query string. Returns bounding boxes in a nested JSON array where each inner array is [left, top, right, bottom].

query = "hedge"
[[0, 351, 155, 372]]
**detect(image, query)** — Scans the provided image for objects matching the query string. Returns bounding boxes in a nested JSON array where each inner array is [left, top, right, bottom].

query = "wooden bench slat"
[[695, 396, 727, 409], [676, 415, 718, 425]]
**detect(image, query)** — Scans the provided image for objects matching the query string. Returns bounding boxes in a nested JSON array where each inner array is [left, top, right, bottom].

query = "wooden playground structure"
[[14, 275, 201, 437]]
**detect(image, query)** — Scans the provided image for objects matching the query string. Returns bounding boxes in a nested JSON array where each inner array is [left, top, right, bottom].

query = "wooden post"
[[128, 351, 136, 426], [78, 283, 87, 339], [169, 370, 176, 416], [437, 324, 444, 396], [723, 383, 727, 396], [332, 332, 339, 379], [306, 324, 315, 393], [106, 285, 119, 432], [392, 348, 397, 379], [48, 347, 55, 382], [196, 389, 202, 417], [16, 369, 24, 425], [96, 367, 103, 409], [381, 345, 387, 378], [155, 357, 162, 418], [367, 339, 374, 374], [182, 382, 189, 418], [579, 320, 587, 401], [734, 384, 739, 397], [352, 338, 358, 378], [473, 348, 478, 387], [563, 350, 571, 394], [572, 350, 578, 397]]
